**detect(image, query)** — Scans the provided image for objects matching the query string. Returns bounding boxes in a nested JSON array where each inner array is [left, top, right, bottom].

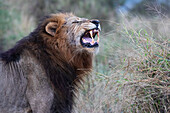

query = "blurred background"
[[0, 0, 169, 113]]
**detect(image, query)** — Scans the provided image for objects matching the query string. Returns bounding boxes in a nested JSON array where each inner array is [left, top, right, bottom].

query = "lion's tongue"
[[82, 37, 92, 43]]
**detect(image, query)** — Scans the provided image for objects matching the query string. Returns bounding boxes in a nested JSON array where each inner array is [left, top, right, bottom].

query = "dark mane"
[[0, 37, 28, 63], [29, 39, 78, 112], [0, 13, 95, 113], [0, 33, 78, 112]]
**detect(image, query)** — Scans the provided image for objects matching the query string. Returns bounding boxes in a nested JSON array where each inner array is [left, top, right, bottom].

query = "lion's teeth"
[[91, 36, 95, 44], [89, 30, 93, 38], [89, 30, 95, 44], [92, 38, 95, 44], [82, 38, 88, 43], [82, 38, 85, 42]]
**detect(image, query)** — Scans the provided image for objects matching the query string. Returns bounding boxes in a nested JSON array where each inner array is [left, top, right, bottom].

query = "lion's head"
[[40, 13, 101, 55]]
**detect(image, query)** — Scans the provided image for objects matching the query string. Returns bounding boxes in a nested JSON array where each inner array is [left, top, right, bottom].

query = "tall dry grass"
[[74, 15, 170, 113]]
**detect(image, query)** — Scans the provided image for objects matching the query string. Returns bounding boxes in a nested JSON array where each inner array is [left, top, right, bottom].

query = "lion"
[[0, 13, 101, 113]]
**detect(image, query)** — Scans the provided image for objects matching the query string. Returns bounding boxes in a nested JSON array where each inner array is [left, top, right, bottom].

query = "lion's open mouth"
[[80, 29, 100, 48]]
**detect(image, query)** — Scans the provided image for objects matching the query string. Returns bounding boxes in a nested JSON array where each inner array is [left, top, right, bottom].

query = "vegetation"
[[0, 0, 169, 112], [74, 15, 170, 113]]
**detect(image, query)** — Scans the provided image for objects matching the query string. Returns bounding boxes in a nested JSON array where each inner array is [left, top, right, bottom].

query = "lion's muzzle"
[[80, 19, 101, 48]]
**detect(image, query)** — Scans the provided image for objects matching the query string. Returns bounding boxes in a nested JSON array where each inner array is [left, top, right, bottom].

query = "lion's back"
[[0, 57, 30, 113]]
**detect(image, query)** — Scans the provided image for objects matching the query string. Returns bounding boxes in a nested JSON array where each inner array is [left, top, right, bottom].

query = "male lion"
[[0, 13, 101, 113]]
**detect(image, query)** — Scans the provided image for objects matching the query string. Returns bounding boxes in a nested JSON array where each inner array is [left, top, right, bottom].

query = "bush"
[[74, 15, 170, 113]]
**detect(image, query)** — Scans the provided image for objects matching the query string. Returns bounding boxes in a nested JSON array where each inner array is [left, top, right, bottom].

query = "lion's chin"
[[83, 47, 99, 54]]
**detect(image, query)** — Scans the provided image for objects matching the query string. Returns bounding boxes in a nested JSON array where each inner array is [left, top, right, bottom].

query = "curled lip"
[[80, 28, 100, 48]]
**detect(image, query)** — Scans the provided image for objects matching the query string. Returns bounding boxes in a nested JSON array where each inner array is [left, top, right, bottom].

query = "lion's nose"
[[91, 20, 100, 28]]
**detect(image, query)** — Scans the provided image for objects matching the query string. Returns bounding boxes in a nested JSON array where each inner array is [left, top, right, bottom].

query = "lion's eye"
[[72, 21, 81, 24], [72, 20, 88, 24]]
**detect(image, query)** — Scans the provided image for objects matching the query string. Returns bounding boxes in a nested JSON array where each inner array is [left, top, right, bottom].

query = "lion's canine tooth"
[[89, 30, 95, 44], [92, 38, 95, 44], [92, 36, 95, 44], [89, 30, 93, 38]]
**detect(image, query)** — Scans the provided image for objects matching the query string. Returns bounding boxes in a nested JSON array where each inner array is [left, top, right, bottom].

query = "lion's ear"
[[45, 22, 58, 36]]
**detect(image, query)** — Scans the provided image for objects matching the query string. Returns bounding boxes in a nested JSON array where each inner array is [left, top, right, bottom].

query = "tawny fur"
[[0, 13, 99, 113]]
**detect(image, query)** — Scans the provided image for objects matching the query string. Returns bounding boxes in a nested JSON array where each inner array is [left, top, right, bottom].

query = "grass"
[[0, 0, 35, 51], [74, 15, 170, 113]]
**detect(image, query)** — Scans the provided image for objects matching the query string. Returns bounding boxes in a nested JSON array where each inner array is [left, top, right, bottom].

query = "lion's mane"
[[0, 13, 94, 113]]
